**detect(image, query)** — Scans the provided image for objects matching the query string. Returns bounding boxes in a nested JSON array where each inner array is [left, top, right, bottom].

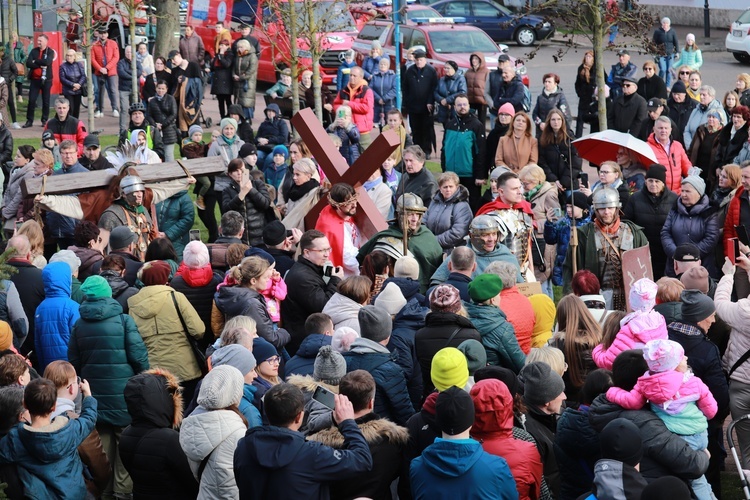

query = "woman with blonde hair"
[[526, 345, 566, 376], [737, 73, 750, 107], [549, 294, 602, 406], [17, 220, 46, 269], [580, 160, 629, 206], [281, 158, 321, 232], [673, 33, 702, 72], [495, 112, 538, 172]]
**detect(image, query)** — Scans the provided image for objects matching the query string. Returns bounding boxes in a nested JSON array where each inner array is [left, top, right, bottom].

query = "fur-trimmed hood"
[[285, 373, 339, 394], [307, 412, 409, 448], [124, 367, 183, 429]]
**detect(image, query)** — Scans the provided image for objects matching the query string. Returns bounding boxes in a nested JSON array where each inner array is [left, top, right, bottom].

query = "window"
[[359, 24, 388, 41]]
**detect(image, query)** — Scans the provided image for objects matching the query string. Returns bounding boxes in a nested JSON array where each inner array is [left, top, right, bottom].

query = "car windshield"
[[294, 1, 357, 31], [429, 29, 498, 53], [738, 10, 750, 24]]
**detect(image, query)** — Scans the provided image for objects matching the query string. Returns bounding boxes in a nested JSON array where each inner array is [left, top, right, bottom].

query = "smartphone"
[[312, 385, 335, 410], [242, 168, 250, 184], [736, 225, 750, 247], [552, 208, 562, 219], [579, 172, 589, 188], [189, 229, 201, 242], [286, 229, 293, 238], [729, 237, 740, 265]]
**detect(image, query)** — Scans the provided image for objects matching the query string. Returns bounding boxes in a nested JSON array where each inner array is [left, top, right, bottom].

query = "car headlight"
[[297, 50, 312, 59], [542, 22, 551, 28]]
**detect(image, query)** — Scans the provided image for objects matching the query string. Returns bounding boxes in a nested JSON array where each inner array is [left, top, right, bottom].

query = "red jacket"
[[724, 185, 744, 247], [315, 205, 347, 268], [470, 379, 543, 500], [91, 39, 119, 76], [647, 133, 691, 194], [333, 82, 374, 134], [500, 287, 535, 354], [44, 115, 88, 157]]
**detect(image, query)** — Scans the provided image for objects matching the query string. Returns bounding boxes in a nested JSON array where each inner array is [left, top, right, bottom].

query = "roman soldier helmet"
[[120, 175, 146, 195], [395, 193, 426, 214], [591, 187, 621, 210]]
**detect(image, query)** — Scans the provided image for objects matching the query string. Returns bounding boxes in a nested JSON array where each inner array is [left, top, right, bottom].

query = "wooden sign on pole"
[[291, 107, 400, 238], [622, 244, 653, 311], [21, 157, 227, 197]]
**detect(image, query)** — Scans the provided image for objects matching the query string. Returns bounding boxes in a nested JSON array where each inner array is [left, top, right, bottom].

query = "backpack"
[[522, 85, 532, 112]]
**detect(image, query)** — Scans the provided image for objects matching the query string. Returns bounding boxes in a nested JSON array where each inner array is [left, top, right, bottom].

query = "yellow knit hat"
[[431, 347, 469, 392], [0, 321, 12, 351]]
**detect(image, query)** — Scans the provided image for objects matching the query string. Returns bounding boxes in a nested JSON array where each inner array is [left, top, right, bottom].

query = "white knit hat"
[[183, 240, 210, 269], [374, 282, 407, 316], [394, 256, 419, 280], [197, 365, 244, 410]]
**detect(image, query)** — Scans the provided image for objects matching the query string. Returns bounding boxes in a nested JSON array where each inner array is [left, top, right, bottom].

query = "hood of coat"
[[180, 409, 247, 462], [470, 379, 514, 437], [419, 438, 485, 477], [69, 246, 103, 270], [530, 181, 556, 203], [382, 276, 422, 302], [591, 459, 647, 499], [307, 412, 409, 449], [286, 373, 339, 394], [393, 298, 429, 329], [16, 416, 74, 463], [294, 333, 333, 359], [42, 262, 72, 298], [636, 370, 685, 406], [676, 193, 711, 216], [100, 271, 132, 297], [464, 301, 508, 332], [434, 184, 470, 205], [323, 292, 363, 327], [124, 368, 183, 429], [468, 241, 517, 261], [265, 103, 282, 117], [127, 285, 174, 319], [214, 285, 257, 318], [176, 261, 216, 288], [349, 337, 391, 356], [78, 296, 124, 321], [628, 312, 669, 344], [469, 53, 486, 71]]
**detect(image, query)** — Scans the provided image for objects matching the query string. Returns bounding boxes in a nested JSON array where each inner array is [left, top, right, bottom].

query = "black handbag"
[[171, 292, 208, 375]]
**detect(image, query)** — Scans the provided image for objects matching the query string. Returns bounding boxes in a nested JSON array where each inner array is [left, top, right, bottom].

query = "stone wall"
[[638, 4, 742, 29]]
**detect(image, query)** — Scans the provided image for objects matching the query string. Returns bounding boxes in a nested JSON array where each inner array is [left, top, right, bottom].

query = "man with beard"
[[563, 187, 648, 310], [315, 183, 363, 277], [476, 172, 536, 281], [441, 94, 486, 212], [98, 174, 154, 261], [78, 135, 114, 171], [358, 193, 442, 293]]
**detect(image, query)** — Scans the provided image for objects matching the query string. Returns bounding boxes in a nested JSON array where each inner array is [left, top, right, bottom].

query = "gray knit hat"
[[519, 361, 565, 407], [211, 344, 257, 377], [49, 249, 81, 274], [358, 305, 392, 342], [457, 339, 487, 375], [681, 175, 706, 197], [197, 365, 244, 410], [313, 345, 347, 386], [681, 289, 715, 324]]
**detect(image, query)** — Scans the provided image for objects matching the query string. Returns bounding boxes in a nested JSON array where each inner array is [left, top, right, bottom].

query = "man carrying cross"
[[315, 183, 363, 277], [98, 174, 155, 260]]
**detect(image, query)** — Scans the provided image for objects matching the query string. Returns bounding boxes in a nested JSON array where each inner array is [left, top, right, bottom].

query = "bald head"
[[449, 246, 476, 275], [7, 235, 31, 259]]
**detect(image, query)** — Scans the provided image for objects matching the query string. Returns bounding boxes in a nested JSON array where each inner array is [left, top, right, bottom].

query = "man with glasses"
[[315, 183, 363, 277], [441, 94, 486, 212], [282, 230, 343, 354], [607, 49, 637, 100], [607, 75, 647, 137], [45, 140, 87, 250]]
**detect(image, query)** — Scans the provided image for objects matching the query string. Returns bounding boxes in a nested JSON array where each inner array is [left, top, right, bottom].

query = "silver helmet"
[[395, 193, 426, 214], [591, 187, 621, 210], [469, 214, 501, 235], [120, 175, 146, 195]]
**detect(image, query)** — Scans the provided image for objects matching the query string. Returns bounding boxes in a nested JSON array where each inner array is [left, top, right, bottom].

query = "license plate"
[[735, 30, 744, 37]]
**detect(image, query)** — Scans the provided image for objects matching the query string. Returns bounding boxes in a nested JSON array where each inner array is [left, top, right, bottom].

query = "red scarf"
[[594, 216, 621, 235]]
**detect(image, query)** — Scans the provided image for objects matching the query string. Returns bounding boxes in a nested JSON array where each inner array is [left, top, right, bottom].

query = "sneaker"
[[22, 122, 33, 128], [195, 196, 206, 210], [94, 111, 103, 118], [17, 96, 22, 103], [11, 123, 21, 129], [113, 109, 120, 118]]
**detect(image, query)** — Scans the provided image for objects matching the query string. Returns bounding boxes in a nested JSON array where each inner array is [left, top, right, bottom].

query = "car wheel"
[[515, 26, 536, 46], [734, 52, 750, 64]]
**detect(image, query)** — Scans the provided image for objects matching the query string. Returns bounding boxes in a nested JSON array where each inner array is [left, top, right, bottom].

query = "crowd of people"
[[2, 11, 750, 500]]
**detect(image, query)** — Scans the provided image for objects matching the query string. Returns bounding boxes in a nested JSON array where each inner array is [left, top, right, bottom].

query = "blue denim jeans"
[[681, 431, 717, 500], [94, 74, 119, 113], [657, 55, 673, 88]]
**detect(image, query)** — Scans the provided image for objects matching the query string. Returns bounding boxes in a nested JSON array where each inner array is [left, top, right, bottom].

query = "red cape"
[[476, 198, 535, 217], [315, 205, 346, 268]]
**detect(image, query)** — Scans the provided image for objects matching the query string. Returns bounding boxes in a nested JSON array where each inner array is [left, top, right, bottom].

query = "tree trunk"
[[594, 5, 607, 132], [152, 0, 180, 59], [130, 21, 139, 105]]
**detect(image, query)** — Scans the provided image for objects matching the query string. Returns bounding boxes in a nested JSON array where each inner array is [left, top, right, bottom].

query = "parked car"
[[430, 0, 553, 46], [727, 8, 750, 64]]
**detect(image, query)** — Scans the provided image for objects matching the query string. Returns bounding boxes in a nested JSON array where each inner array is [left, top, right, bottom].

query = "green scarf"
[[221, 134, 237, 146], [116, 198, 147, 215], [524, 184, 542, 201]]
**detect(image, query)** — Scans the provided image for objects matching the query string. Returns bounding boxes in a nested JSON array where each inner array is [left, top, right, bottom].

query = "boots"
[[195, 196, 206, 210]]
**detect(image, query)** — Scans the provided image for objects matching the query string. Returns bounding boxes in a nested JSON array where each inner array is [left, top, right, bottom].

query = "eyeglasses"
[[309, 247, 332, 254], [599, 170, 615, 175], [265, 356, 281, 365]]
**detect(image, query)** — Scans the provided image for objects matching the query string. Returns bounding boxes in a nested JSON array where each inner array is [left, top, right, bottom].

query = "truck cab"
[[93, 0, 149, 48]]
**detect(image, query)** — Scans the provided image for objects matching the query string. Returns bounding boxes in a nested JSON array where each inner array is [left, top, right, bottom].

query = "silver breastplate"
[[487, 209, 533, 268]]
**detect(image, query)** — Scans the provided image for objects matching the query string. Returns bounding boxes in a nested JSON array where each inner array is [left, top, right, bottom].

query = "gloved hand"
[[724, 256, 737, 276]]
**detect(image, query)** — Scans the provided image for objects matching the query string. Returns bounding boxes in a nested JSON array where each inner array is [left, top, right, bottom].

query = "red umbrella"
[[573, 130, 658, 167]]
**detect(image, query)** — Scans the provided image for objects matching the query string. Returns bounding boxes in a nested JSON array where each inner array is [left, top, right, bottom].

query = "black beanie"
[[640, 476, 692, 500], [436, 386, 475, 436], [612, 350, 648, 391], [263, 221, 287, 246], [671, 80, 687, 94], [645, 164, 667, 184], [238, 142, 257, 157], [599, 418, 643, 466]]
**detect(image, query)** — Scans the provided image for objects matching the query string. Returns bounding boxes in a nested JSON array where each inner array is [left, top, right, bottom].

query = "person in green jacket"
[[357, 193, 442, 293], [155, 190, 195, 261], [68, 275, 150, 499], [464, 273, 526, 373], [563, 187, 648, 311]]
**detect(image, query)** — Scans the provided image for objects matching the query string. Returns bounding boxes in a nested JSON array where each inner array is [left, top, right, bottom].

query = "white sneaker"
[[113, 109, 120, 118], [95, 111, 103, 118], [11, 122, 21, 129]]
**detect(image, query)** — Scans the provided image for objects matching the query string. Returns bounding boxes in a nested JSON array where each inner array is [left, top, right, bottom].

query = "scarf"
[[524, 184, 542, 201], [286, 179, 319, 202], [115, 197, 147, 215], [383, 168, 398, 185], [595, 216, 621, 235], [221, 134, 237, 146]]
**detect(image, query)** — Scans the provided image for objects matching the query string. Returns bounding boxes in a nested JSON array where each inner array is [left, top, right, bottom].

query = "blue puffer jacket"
[[434, 72, 468, 124], [361, 55, 381, 81], [35, 262, 80, 371], [285, 334, 332, 378], [423, 185, 473, 251], [59, 60, 86, 95], [0, 396, 98, 500], [388, 298, 429, 409], [464, 301, 525, 373], [156, 190, 195, 261], [554, 404, 601, 500], [327, 122, 360, 166], [544, 213, 592, 286], [344, 337, 415, 426], [660, 194, 720, 277]]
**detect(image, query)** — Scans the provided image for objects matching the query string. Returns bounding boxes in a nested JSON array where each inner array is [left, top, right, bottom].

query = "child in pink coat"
[[592, 278, 663, 370], [607, 338, 717, 500]]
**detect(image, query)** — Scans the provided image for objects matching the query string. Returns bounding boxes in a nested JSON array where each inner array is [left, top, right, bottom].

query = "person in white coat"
[[179, 365, 248, 499], [322, 276, 371, 334]]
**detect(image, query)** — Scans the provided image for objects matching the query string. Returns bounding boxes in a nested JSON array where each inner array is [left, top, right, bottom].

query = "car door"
[[470, 1, 516, 42]]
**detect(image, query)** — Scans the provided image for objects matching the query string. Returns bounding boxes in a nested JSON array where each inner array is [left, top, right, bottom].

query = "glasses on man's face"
[[309, 247, 332, 254]]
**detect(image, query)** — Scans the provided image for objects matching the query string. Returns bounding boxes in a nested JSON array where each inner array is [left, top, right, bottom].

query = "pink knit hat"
[[643, 339, 684, 373], [430, 284, 462, 314], [498, 102, 515, 116], [629, 278, 658, 313]]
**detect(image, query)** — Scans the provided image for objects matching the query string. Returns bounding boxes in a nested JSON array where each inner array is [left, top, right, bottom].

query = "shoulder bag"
[[171, 291, 208, 375]]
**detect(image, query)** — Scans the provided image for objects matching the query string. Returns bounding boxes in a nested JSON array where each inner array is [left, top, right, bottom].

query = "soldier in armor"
[[563, 186, 648, 311], [98, 174, 156, 261], [430, 214, 523, 286], [476, 171, 536, 281], [357, 193, 443, 292]]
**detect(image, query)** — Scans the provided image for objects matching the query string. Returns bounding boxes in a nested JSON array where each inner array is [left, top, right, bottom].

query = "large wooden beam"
[[22, 157, 227, 197]]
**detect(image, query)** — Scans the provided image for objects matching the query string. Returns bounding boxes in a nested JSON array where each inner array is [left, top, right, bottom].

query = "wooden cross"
[[21, 157, 227, 197], [292, 108, 400, 237]]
